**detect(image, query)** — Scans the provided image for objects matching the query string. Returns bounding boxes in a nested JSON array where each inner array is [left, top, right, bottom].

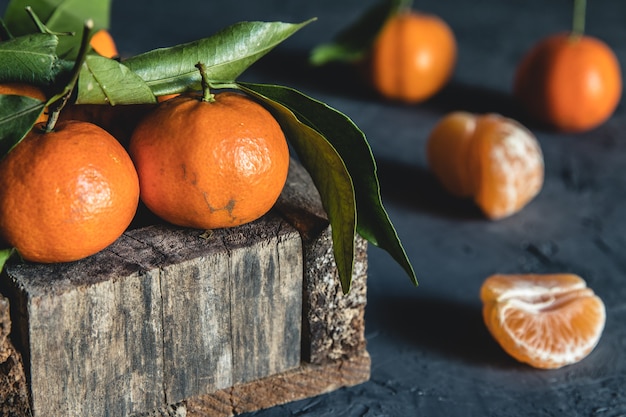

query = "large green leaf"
[[0, 94, 45, 158], [238, 83, 357, 293], [239, 82, 417, 291], [0, 33, 59, 85], [124, 19, 315, 97], [76, 54, 156, 105], [309, 0, 405, 66], [3, 0, 111, 59]]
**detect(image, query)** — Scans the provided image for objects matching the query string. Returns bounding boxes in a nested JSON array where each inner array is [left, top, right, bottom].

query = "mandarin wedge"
[[481, 273, 606, 369]]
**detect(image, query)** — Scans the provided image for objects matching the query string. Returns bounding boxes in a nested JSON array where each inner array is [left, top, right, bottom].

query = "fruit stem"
[[195, 62, 215, 103], [44, 19, 94, 132], [25, 6, 74, 37], [572, 0, 586, 38], [397, 0, 414, 14], [0, 19, 12, 40]]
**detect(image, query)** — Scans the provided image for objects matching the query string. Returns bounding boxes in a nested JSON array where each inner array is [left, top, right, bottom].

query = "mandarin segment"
[[471, 114, 544, 219], [128, 91, 290, 230], [370, 11, 457, 103], [426, 111, 477, 197], [0, 121, 139, 263], [481, 273, 606, 369], [426, 112, 544, 219]]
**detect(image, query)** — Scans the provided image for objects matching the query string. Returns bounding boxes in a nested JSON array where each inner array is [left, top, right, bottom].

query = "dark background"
[[110, 1, 626, 416]]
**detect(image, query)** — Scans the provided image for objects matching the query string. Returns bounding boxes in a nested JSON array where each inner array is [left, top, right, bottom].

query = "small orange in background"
[[128, 91, 290, 230], [480, 273, 606, 369], [90, 29, 119, 58], [513, 0, 622, 132], [369, 10, 457, 103], [0, 82, 47, 123], [0, 121, 140, 263], [514, 33, 622, 132], [426, 112, 544, 220]]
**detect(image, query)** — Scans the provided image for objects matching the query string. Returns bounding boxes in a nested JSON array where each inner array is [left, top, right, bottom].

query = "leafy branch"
[[0, 9, 417, 293]]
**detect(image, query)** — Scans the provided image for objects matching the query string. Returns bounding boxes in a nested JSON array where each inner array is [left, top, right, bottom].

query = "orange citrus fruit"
[[156, 93, 180, 102], [128, 91, 290, 229], [0, 120, 140, 263], [0, 83, 47, 123], [426, 112, 544, 220], [369, 10, 457, 103], [90, 29, 119, 58], [481, 273, 606, 369], [514, 32, 622, 132]]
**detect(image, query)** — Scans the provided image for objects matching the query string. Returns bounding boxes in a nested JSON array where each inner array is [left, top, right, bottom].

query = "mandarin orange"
[[0, 120, 140, 263], [481, 273, 606, 369], [90, 29, 119, 58], [370, 10, 456, 103], [427, 112, 544, 220], [514, 32, 622, 132], [128, 91, 290, 229]]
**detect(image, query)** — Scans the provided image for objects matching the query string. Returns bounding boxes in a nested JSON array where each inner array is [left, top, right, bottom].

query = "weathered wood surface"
[[0, 294, 30, 417], [0, 159, 369, 417], [184, 350, 371, 417]]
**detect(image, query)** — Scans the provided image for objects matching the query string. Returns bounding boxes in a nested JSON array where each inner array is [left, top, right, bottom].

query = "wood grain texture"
[[184, 350, 371, 417], [1, 211, 303, 417]]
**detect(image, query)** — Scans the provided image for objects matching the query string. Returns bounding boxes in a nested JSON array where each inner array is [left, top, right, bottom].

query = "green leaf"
[[76, 54, 156, 105], [237, 83, 357, 293], [0, 94, 45, 158], [0, 248, 15, 274], [124, 19, 315, 97], [239, 82, 417, 291], [0, 33, 59, 85], [3, 0, 112, 59], [309, 0, 405, 66]]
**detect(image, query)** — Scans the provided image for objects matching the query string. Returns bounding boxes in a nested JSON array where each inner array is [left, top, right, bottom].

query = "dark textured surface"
[[111, 0, 626, 416]]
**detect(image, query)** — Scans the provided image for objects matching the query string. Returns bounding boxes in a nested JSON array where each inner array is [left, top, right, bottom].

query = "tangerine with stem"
[[513, 0, 622, 132], [369, 8, 457, 103], [128, 64, 290, 229]]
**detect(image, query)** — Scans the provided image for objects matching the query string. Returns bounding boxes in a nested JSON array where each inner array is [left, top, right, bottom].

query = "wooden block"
[[184, 350, 371, 417], [1, 212, 302, 416], [0, 159, 369, 417]]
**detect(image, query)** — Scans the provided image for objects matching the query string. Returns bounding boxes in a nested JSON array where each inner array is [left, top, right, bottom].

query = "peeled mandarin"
[[427, 112, 544, 219]]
